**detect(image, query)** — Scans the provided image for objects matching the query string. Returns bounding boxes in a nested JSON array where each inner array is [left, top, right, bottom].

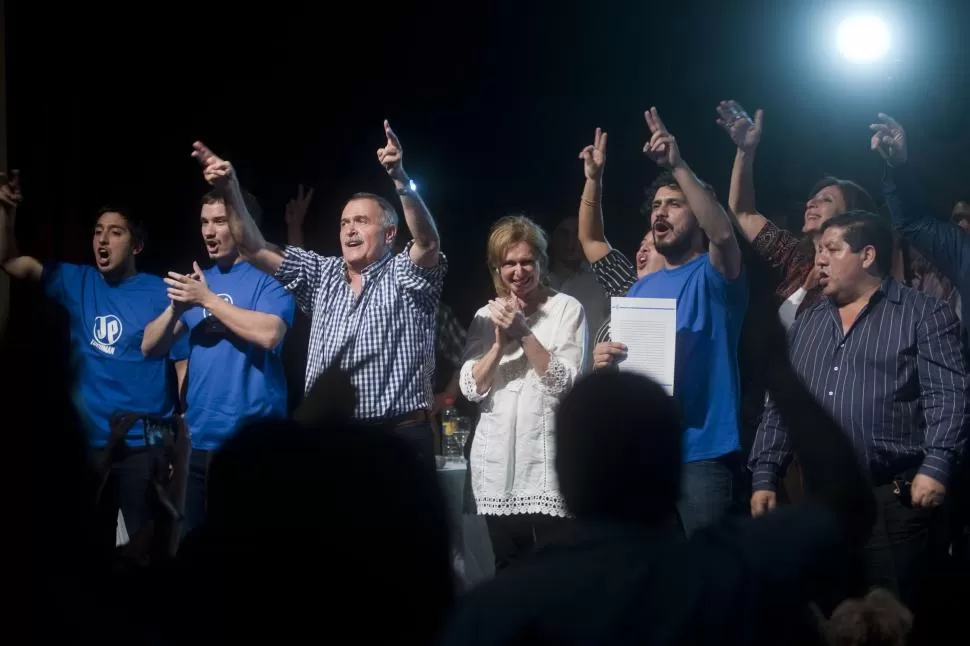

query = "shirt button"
[[828, 391, 834, 396], [833, 367, 839, 371]]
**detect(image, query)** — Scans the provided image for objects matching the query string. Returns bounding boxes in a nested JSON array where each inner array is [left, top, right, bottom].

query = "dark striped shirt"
[[751, 278, 969, 490], [590, 249, 638, 344]]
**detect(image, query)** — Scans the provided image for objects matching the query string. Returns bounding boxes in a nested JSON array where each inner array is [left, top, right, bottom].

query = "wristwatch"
[[396, 185, 413, 197]]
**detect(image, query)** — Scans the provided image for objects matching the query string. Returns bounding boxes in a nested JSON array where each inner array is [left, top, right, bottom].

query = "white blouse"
[[459, 291, 588, 518]]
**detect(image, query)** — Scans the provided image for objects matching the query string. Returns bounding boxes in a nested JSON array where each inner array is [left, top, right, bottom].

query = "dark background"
[[6, 0, 968, 331]]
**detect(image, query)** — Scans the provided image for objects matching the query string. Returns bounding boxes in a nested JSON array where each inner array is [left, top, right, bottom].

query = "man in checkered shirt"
[[191, 121, 446, 470]]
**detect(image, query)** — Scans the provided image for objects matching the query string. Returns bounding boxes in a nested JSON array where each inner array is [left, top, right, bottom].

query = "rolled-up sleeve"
[[274, 246, 336, 316], [394, 241, 448, 319]]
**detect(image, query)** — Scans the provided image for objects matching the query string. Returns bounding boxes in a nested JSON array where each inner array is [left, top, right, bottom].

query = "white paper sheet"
[[609, 297, 677, 395]]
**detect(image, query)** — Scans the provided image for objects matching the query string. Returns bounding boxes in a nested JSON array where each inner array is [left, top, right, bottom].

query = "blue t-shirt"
[[43, 263, 190, 448], [181, 261, 295, 450], [627, 254, 748, 462]]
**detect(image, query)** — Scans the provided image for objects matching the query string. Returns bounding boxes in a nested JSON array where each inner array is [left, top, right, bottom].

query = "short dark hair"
[[819, 210, 894, 276], [808, 176, 876, 214], [555, 371, 682, 523], [348, 191, 399, 228], [640, 171, 716, 219], [202, 189, 263, 226], [95, 205, 145, 244]]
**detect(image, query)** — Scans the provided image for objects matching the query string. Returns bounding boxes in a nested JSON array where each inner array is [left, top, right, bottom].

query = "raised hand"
[[377, 120, 406, 181], [579, 127, 608, 181], [643, 107, 682, 169], [716, 100, 763, 153], [191, 141, 234, 187], [869, 113, 908, 165], [488, 297, 531, 339], [164, 262, 214, 311], [285, 184, 315, 229], [0, 170, 23, 209]]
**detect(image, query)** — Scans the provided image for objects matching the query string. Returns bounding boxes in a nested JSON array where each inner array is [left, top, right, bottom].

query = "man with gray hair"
[[190, 120, 446, 471]]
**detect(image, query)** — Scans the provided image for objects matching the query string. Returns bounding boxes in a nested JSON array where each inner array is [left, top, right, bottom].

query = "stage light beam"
[[836, 15, 891, 64]]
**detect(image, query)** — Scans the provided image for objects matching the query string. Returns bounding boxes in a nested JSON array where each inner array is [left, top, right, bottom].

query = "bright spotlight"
[[408, 179, 418, 192], [836, 15, 891, 64]]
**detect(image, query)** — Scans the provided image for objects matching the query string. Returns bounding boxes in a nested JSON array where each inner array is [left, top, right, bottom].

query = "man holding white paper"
[[602, 107, 748, 536]]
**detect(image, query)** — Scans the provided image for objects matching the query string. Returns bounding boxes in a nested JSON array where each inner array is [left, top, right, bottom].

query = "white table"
[[437, 462, 494, 589]]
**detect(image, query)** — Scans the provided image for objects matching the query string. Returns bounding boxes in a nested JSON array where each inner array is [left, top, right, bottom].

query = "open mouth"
[[345, 239, 363, 248], [96, 248, 111, 266], [205, 240, 219, 253], [653, 221, 671, 235]]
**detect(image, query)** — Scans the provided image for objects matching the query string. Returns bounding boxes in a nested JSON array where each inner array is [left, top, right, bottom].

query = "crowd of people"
[[7, 100, 968, 644]]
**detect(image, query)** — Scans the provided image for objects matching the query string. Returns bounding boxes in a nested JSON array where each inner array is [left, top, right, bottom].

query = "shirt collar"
[[341, 250, 394, 283]]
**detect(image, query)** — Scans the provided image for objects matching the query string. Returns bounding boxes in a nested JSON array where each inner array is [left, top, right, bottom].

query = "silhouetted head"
[[555, 371, 682, 525], [183, 417, 454, 642]]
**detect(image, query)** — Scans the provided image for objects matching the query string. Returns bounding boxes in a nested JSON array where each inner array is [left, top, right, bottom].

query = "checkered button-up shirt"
[[275, 241, 447, 420]]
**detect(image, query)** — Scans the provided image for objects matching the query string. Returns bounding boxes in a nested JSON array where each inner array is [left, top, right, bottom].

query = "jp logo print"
[[90, 314, 123, 355], [203, 293, 234, 318]]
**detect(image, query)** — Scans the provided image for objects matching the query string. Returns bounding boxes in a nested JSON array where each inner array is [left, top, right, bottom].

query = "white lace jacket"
[[459, 291, 588, 517]]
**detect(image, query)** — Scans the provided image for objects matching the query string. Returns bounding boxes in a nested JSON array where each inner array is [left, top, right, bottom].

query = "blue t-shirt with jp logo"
[[627, 253, 748, 463], [180, 260, 295, 451], [42, 263, 190, 448]]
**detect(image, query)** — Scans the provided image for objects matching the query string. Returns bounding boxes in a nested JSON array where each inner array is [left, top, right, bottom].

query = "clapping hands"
[[488, 297, 531, 340]]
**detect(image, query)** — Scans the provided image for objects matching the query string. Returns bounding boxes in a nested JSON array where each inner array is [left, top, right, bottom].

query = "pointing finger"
[[192, 261, 203, 277], [384, 120, 401, 148]]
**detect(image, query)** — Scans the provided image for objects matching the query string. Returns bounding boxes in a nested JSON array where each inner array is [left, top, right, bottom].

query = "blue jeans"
[[677, 454, 740, 537]]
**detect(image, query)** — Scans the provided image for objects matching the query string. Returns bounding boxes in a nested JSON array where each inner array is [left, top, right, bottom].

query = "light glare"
[[836, 15, 891, 64]]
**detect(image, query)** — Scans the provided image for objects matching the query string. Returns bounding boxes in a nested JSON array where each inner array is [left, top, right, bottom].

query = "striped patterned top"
[[750, 278, 969, 489]]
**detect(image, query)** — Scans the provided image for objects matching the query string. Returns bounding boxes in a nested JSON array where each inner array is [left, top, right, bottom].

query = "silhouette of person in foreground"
[[442, 294, 876, 646]]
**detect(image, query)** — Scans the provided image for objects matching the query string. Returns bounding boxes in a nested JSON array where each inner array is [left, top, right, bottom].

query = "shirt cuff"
[[917, 450, 955, 487], [751, 466, 780, 492], [274, 245, 301, 282]]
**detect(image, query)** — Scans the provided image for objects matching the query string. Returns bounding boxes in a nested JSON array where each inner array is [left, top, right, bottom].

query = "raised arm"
[[191, 142, 285, 276], [716, 100, 770, 242], [0, 171, 42, 282], [871, 114, 970, 286], [644, 107, 742, 279], [377, 121, 440, 268], [576, 128, 613, 264]]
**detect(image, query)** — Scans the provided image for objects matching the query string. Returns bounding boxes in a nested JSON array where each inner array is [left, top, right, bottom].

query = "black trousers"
[[93, 446, 155, 555], [485, 514, 570, 572], [860, 482, 943, 611]]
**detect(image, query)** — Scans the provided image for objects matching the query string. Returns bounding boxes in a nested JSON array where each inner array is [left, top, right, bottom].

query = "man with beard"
[[1, 175, 189, 550], [598, 108, 747, 536], [141, 188, 295, 535]]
